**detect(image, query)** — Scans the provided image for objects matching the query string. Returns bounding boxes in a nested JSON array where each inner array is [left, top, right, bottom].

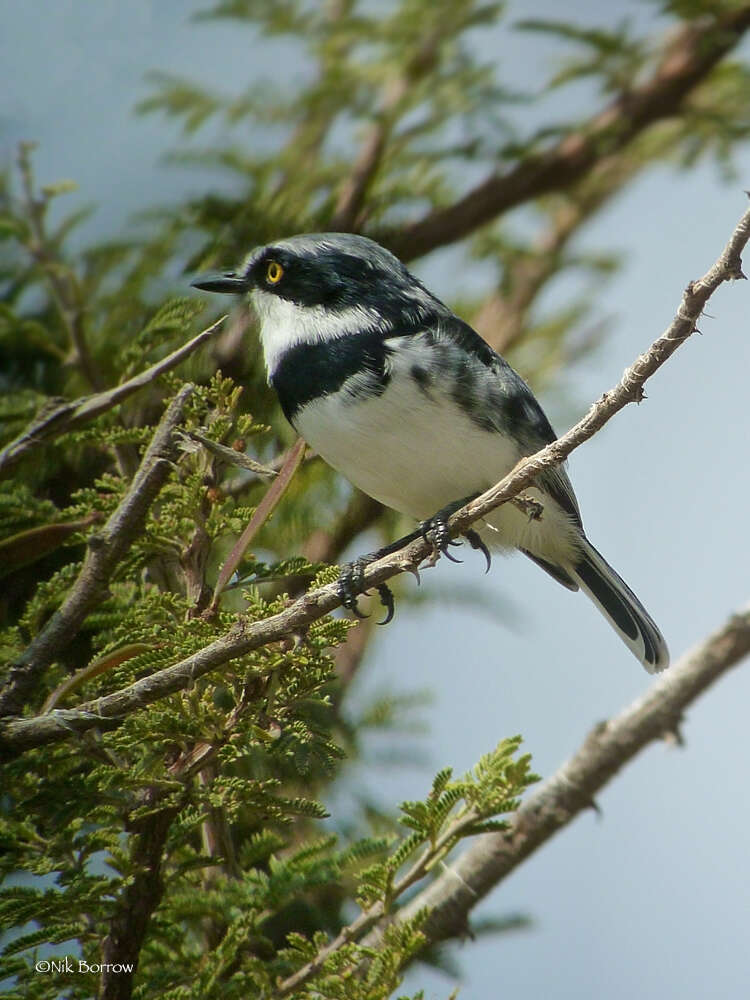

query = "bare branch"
[[367, 603, 750, 949], [0, 386, 194, 719], [1, 202, 748, 756], [0, 317, 225, 478], [445, 201, 750, 540], [382, 7, 750, 262]]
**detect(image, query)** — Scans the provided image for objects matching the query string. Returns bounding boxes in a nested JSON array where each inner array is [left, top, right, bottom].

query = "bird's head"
[[192, 233, 443, 375]]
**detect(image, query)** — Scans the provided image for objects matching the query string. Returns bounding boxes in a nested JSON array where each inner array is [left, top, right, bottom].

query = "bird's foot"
[[337, 540, 406, 625], [418, 495, 479, 565], [336, 494, 489, 620]]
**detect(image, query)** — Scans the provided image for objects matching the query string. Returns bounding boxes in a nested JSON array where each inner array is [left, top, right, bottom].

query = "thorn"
[[662, 722, 685, 747], [511, 495, 544, 521]]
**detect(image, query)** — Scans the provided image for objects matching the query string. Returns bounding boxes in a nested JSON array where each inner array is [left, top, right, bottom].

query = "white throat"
[[252, 290, 383, 376]]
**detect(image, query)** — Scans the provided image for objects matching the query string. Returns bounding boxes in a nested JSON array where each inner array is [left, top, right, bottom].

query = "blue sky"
[[3, 2, 750, 997]]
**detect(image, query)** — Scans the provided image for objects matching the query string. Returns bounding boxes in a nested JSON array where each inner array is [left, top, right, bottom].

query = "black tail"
[[568, 537, 669, 673]]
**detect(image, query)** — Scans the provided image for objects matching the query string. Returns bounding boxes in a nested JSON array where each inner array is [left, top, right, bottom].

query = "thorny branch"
[[383, 7, 750, 262], [0, 317, 225, 478], [1, 202, 748, 757], [0, 386, 194, 719]]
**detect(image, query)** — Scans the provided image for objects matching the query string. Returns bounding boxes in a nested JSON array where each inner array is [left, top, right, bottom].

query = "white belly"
[[294, 365, 581, 566], [295, 371, 511, 516]]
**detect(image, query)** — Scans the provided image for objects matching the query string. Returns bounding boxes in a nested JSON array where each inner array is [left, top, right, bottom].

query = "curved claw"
[[464, 529, 492, 573], [443, 547, 463, 564], [376, 583, 395, 625]]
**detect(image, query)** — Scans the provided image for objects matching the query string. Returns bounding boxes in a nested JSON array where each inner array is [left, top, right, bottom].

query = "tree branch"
[[271, 604, 750, 994], [18, 142, 104, 393], [273, 799, 488, 998], [382, 7, 750, 262], [99, 796, 181, 1000], [0, 317, 224, 479], [329, 28, 442, 231], [1, 202, 748, 755], [366, 603, 750, 950], [473, 151, 641, 354], [0, 386, 194, 719]]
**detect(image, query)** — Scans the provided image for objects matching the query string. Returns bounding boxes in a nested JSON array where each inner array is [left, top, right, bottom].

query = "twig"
[[272, 804, 485, 998], [206, 437, 306, 614], [329, 28, 442, 231], [177, 428, 277, 477], [363, 604, 750, 950], [272, 605, 750, 994], [1, 202, 748, 755], [18, 142, 103, 392], [382, 7, 750, 262], [0, 386, 194, 719], [445, 200, 749, 539], [473, 151, 642, 354], [0, 317, 225, 478]]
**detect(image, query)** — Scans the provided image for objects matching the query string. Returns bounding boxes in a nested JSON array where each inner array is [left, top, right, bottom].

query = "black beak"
[[191, 272, 248, 294]]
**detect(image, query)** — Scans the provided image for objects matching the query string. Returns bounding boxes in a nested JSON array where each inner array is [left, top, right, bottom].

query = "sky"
[[2, 2, 749, 998]]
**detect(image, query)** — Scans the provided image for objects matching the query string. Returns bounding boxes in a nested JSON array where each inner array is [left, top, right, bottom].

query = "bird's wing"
[[428, 314, 583, 527]]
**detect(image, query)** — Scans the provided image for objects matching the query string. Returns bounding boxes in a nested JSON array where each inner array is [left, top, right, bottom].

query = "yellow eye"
[[266, 260, 284, 284]]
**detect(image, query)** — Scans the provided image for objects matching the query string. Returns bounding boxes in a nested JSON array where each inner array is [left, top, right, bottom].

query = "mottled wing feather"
[[431, 315, 583, 527]]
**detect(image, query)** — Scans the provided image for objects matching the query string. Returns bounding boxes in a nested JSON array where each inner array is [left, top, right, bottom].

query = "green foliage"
[[517, 17, 647, 95], [356, 737, 537, 910]]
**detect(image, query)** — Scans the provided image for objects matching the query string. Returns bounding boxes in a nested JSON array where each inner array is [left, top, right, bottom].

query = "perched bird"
[[192, 233, 669, 672]]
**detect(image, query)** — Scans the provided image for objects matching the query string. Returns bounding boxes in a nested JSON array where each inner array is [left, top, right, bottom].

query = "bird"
[[192, 232, 669, 673]]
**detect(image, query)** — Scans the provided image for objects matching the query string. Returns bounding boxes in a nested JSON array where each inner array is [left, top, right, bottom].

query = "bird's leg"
[[337, 494, 489, 620], [337, 527, 423, 624]]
